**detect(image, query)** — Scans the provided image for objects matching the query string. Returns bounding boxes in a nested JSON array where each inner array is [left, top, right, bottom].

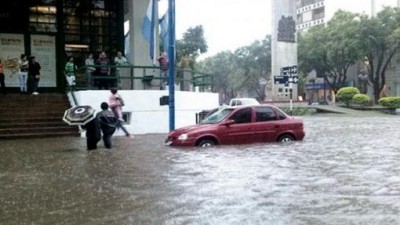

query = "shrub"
[[352, 94, 370, 106], [378, 97, 400, 108], [336, 87, 360, 107]]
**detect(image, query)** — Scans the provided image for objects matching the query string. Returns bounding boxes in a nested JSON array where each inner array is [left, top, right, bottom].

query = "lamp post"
[[168, 0, 176, 131], [323, 74, 326, 103]]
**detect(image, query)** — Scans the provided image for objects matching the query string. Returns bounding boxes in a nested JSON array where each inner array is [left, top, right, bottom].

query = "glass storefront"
[[0, 0, 124, 89]]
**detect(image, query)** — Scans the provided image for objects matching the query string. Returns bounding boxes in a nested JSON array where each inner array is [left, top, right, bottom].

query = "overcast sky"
[[159, 0, 271, 59], [159, 0, 399, 59]]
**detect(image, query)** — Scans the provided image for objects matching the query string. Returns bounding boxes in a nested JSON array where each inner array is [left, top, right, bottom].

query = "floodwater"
[[1, 115, 400, 225]]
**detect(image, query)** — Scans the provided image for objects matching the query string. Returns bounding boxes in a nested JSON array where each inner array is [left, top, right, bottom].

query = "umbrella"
[[63, 105, 96, 126]]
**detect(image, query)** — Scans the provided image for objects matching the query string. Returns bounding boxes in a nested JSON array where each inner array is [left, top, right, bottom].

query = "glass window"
[[275, 108, 287, 120], [29, 5, 57, 33], [230, 108, 252, 124], [201, 108, 234, 124], [255, 107, 277, 122]]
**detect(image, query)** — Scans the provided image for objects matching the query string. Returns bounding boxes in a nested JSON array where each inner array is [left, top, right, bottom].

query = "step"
[[0, 121, 70, 129], [0, 102, 69, 108], [0, 112, 65, 118], [0, 93, 79, 139], [0, 131, 80, 140], [0, 126, 77, 135], [0, 95, 69, 103], [0, 117, 64, 123]]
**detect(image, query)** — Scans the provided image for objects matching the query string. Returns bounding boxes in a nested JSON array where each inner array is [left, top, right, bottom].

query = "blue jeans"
[[19, 72, 28, 92]]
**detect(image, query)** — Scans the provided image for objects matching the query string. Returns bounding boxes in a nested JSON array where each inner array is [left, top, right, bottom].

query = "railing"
[[71, 64, 213, 91]]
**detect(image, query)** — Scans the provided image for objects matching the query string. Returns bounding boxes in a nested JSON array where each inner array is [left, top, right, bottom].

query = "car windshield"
[[201, 108, 234, 124]]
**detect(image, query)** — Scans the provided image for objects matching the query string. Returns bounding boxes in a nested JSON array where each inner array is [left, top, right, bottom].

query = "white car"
[[229, 98, 260, 107]]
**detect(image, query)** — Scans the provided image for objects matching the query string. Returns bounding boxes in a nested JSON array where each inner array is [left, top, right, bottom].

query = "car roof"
[[230, 98, 260, 107], [224, 104, 277, 110]]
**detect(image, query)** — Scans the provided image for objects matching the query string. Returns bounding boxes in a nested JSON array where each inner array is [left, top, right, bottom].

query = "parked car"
[[165, 105, 305, 147], [229, 98, 260, 107]]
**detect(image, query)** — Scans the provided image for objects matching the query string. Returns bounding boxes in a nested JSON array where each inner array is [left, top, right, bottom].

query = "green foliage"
[[378, 97, 400, 108], [357, 7, 400, 103], [176, 25, 208, 68], [352, 93, 370, 105], [280, 107, 311, 116], [298, 10, 365, 93], [299, 7, 400, 103], [336, 87, 360, 106], [197, 36, 272, 103]]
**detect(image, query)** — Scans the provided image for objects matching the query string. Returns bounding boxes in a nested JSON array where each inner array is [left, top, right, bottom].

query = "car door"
[[218, 107, 254, 144], [252, 106, 280, 142]]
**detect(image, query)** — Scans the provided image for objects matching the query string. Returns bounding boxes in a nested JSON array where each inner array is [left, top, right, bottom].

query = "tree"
[[232, 37, 271, 102], [176, 25, 208, 68], [358, 7, 400, 103], [197, 51, 237, 103], [298, 11, 365, 93], [197, 36, 272, 103]]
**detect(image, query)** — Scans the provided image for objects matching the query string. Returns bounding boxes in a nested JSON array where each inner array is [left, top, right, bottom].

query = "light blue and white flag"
[[159, 12, 169, 60], [141, 0, 157, 63]]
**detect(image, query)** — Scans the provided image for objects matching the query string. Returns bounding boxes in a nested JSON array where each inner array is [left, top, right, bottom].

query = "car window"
[[275, 108, 287, 120], [201, 108, 234, 124], [255, 107, 277, 122], [230, 107, 252, 124]]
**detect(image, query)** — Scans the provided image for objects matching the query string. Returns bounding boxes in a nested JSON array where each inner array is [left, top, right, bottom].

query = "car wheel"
[[197, 139, 216, 147], [278, 134, 294, 142]]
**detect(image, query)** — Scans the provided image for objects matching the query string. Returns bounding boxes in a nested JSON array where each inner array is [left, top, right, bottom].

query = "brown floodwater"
[[1, 115, 400, 225]]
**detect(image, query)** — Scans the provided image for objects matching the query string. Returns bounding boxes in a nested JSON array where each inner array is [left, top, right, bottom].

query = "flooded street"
[[1, 115, 400, 225]]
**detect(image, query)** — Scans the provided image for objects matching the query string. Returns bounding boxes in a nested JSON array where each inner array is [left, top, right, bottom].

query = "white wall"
[[71, 90, 219, 136]]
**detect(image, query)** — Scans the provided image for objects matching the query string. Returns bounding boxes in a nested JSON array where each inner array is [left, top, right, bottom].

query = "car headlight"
[[178, 133, 188, 140]]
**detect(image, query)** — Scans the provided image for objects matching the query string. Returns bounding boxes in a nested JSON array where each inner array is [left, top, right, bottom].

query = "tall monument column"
[[269, 0, 298, 101]]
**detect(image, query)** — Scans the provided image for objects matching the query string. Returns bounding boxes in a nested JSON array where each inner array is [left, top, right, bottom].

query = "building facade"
[[297, 0, 399, 31], [297, 0, 400, 102], [0, 0, 124, 91]]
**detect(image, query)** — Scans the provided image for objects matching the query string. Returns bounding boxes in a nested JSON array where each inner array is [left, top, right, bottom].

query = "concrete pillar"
[[371, 0, 376, 16], [268, 0, 298, 102], [128, 0, 159, 90]]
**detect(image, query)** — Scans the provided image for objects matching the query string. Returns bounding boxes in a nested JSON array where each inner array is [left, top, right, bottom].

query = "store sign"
[[31, 35, 56, 87], [0, 33, 25, 87]]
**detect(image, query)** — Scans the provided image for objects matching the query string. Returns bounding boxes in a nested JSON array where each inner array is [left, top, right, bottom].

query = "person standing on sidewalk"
[[18, 54, 29, 94], [157, 52, 168, 90], [28, 56, 41, 95], [85, 53, 96, 88], [114, 51, 128, 89], [96, 52, 110, 90], [65, 56, 77, 89]]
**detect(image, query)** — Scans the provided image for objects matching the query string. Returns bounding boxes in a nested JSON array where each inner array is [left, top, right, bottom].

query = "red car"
[[165, 105, 305, 147]]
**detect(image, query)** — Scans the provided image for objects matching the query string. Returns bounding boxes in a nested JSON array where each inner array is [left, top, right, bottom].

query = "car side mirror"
[[221, 119, 235, 126]]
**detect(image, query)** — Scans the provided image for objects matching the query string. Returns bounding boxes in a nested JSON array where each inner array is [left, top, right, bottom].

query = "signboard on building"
[[31, 35, 56, 87], [0, 33, 25, 87]]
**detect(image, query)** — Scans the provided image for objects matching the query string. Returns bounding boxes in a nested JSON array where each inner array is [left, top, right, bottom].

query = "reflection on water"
[[1, 115, 400, 225]]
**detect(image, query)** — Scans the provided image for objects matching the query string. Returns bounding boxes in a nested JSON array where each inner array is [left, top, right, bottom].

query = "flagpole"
[[168, 0, 176, 131]]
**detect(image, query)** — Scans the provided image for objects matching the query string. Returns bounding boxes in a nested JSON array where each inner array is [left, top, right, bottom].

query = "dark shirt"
[[82, 118, 101, 140], [28, 62, 41, 78], [97, 57, 110, 75], [97, 109, 118, 135]]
